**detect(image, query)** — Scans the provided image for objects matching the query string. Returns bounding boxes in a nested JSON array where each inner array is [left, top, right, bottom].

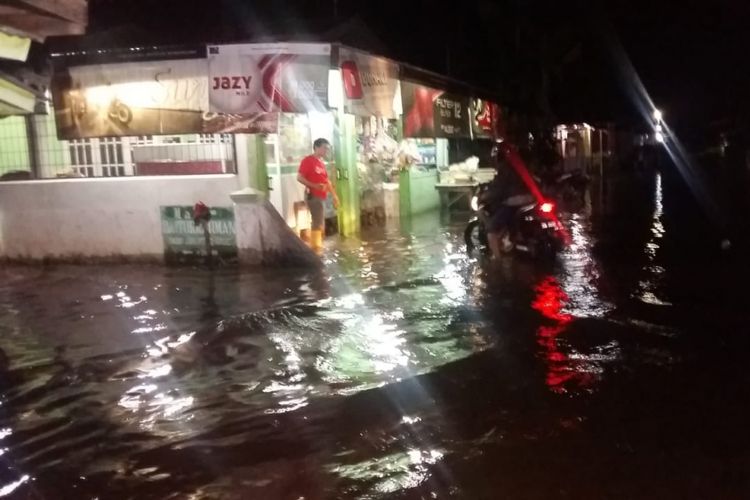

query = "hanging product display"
[[355, 116, 400, 227]]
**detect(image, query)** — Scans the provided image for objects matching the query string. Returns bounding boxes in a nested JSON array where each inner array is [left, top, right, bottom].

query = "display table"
[[435, 182, 477, 209]]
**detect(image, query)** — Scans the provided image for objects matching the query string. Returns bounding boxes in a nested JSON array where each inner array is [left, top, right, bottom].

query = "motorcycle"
[[464, 182, 565, 258]]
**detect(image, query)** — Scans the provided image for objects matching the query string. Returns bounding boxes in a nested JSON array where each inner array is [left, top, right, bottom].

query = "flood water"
[[2, 171, 750, 499]]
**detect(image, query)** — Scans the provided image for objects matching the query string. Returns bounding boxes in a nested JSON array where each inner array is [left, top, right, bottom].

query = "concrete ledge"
[[234, 200, 321, 269]]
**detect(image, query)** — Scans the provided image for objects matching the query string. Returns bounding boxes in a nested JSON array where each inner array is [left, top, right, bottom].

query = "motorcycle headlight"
[[470, 195, 479, 212]]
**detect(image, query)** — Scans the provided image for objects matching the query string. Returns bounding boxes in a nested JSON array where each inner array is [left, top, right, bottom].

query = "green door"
[[333, 112, 360, 237]]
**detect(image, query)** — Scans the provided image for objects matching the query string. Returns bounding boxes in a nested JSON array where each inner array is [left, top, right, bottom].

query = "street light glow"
[[653, 109, 663, 122], [655, 131, 665, 143]]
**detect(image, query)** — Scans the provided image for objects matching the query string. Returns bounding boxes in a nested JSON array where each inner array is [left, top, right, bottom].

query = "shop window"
[[69, 139, 95, 177], [131, 133, 236, 175], [0, 108, 237, 179], [63, 133, 236, 177], [198, 133, 232, 145], [69, 138, 130, 177], [99, 138, 127, 177], [132, 136, 154, 146]]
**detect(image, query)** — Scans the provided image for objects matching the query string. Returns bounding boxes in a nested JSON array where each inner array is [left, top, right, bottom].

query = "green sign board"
[[160, 205, 237, 262]]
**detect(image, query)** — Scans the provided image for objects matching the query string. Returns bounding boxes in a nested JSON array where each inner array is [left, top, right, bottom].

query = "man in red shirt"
[[297, 138, 339, 250]]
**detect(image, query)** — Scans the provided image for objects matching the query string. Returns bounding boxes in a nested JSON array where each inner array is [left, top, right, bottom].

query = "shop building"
[[0, 41, 503, 263]]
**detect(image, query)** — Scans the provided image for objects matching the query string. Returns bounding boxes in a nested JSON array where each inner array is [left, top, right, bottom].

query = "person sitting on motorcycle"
[[481, 142, 534, 258]]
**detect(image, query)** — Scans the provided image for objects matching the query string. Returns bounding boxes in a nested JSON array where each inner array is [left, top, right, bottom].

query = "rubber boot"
[[310, 229, 324, 252]]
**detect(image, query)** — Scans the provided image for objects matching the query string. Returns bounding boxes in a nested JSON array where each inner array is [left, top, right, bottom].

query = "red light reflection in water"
[[532, 276, 594, 393]]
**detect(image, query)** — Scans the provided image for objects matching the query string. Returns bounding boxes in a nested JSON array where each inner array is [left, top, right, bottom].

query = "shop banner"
[[207, 43, 330, 115], [52, 59, 279, 139], [471, 98, 494, 139], [401, 81, 470, 139], [339, 48, 399, 118]]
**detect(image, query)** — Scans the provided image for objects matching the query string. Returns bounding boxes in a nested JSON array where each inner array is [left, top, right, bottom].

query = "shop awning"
[[0, 73, 35, 115], [0, 29, 31, 62], [0, 0, 88, 42]]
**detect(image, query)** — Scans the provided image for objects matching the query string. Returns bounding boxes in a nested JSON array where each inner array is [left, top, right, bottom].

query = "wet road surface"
[[2, 172, 750, 499]]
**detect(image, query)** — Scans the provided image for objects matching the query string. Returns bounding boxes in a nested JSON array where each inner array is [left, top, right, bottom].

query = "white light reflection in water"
[[148, 332, 196, 357], [263, 332, 311, 414], [116, 331, 201, 430], [560, 215, 614, 318], [115, 291, 148, 309], [118, 383, 158, 409], [118, 384, 195, 430], [321, 311, 411, 386], [329, 448, 445, 495], [0, 428, 10, 440], [636, 173, 672, 305], [314, 236, 490, 398], [436, 242, 468, 305], [138, 364, 172, 379], [0, 475, 30, 497], [132, 325, 168, 335], [334, 293, 366, 310], [364, 315, 410, 373], [132, 308, 167, 336]]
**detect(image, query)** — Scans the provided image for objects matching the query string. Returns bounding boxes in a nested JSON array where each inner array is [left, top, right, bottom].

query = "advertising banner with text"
[[401, 81, 471, 139], [207, 43, 331, 116], [339, 47, 399, 118]]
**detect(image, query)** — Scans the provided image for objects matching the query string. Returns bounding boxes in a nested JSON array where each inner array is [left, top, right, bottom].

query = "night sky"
[[84, 0, 750, 139]]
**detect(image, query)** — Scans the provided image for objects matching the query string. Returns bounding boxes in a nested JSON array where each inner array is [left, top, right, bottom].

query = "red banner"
[[401, 81, 471, 139]]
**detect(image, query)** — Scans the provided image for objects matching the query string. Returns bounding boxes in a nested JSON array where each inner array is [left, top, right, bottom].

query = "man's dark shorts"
[[488, 205, 515, 233], [307, 194, 325, 230]]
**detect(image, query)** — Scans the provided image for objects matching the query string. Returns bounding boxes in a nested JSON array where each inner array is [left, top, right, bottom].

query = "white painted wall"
[[0, 174, 240, 260], [233, 134, 251, 190]]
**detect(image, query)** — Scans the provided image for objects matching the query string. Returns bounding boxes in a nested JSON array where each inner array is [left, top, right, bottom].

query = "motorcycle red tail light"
[[541, 202, 554, 214]]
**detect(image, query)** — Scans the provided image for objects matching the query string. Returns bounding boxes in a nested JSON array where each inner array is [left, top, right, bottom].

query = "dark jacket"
[[482, 166, 528, 208]]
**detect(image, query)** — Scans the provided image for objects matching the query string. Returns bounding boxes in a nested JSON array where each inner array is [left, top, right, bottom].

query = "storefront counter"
[[399, 168, 440, 216]]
